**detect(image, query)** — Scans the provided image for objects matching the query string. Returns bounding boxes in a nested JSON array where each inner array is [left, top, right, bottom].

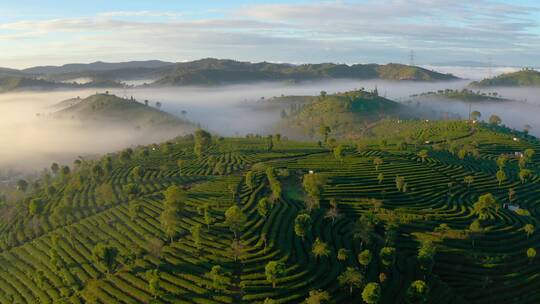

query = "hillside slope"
[[470, 69, 540, 87], [277, 89, 407, 138], [0, 124, 539, 303], [55, 93, 192, 129]]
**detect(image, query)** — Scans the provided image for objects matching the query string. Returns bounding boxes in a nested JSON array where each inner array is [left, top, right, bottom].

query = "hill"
[[0, 67, 27, 77], [54, 93, 191, 129], [153, 58, 459, 86], [0, 76, 125, 93], [470, 69, 540, 87], [277, 89, 407, 139], [0, 121, 539, 303], [411, 88, 510, 102]]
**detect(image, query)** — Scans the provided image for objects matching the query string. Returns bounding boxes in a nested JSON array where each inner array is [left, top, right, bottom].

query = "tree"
[[229, 239, 245, 262], [358, 249, 372, 271], [395, 176, 405, 192], [228, 184, 238, 201], [373, 157, 383, 171], [524, 148, 535, 159], [417, 150, 428, 163], [258, 198, 271, 218], [265, 261, 286, 288], [489, 114, 502, 126], [406, 280, 429, 304], [204, 206, 214, 229], [305, 289, 330, 304], [417, 240, 436, 275], [131, 166, 144, 180], [334, 144, 345, 162], [353, 214, 376, 248], [377, 173, 384, 184], [312, 238, 330, 262], [524, 224, 535, 239], [496, 169, 506, 187], [471, 111, 481, 121], [294, 213, 312, 240], [473, 193, 498, 220], [160, 208, 180, 243], [338, 267, 363, 295], [469, 219, 483, 248], [51, 163, 60, 175], [92, 243, 118, 273], [362, 282, 381, 304], [318, 125, 331, 143], [194, 129, 212, 159], [527, 248, 536, 264], [496, 155, 507, 169], [206, 265, 228, 291], [190, 224, 202, 250], [337, 248, 349, 262], [128, 203, 142, 221], [225, 205, 247, 239], [28, 198, 43, 216], [163, 185, 187, 211], [146, 269, 160, 299], [379, 247, 396, 268], [17, 179, 28, 192], [325, 201, 339, 224], [245, 171, 255, 190], [302, 173, 326, 205], [519, 169, 531, 183], [464, 175, 474, 189]]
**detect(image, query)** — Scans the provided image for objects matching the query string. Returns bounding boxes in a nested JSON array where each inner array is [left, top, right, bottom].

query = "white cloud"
[[98, 10, 184, 18], [0, 1, 539, 68]]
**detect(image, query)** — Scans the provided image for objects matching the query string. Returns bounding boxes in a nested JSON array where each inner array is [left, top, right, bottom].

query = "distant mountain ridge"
[[0, 58, 460, 93], [22, 60, 174, 75], [0, 76, 125, 93]]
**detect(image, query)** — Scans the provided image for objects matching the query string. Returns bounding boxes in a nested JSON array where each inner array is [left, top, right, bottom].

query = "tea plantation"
[[1, 121, 540, 304]]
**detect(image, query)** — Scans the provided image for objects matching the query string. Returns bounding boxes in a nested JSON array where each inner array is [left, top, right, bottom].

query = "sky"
[[0, 0, 539, 68]]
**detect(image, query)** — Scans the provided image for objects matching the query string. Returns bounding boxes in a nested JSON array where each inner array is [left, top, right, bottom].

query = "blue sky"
[[0, 0, 539, 68]]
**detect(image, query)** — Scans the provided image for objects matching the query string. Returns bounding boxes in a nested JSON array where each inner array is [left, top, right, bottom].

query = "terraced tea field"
[[1, 122, 540, 304]]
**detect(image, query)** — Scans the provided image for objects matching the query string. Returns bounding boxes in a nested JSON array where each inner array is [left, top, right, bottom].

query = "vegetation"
[[470, 69, 540, 87], [411, 88, 509, 102], [1, 117, 540, 303]]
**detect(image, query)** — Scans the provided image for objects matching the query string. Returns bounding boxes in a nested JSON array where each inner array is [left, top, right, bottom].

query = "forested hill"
[[54, 93, 192, 129], [153, 59, 459, 86], [470, 69, 540, 87], [277, 89, 406, 139]]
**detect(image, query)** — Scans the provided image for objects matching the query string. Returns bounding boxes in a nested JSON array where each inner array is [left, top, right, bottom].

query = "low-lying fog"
[[1, 67, 539, 174]]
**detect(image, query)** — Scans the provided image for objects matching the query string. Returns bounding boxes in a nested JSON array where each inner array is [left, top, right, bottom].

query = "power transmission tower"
[[487, 55, 493, 79], [409, 50, 415, 66]]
